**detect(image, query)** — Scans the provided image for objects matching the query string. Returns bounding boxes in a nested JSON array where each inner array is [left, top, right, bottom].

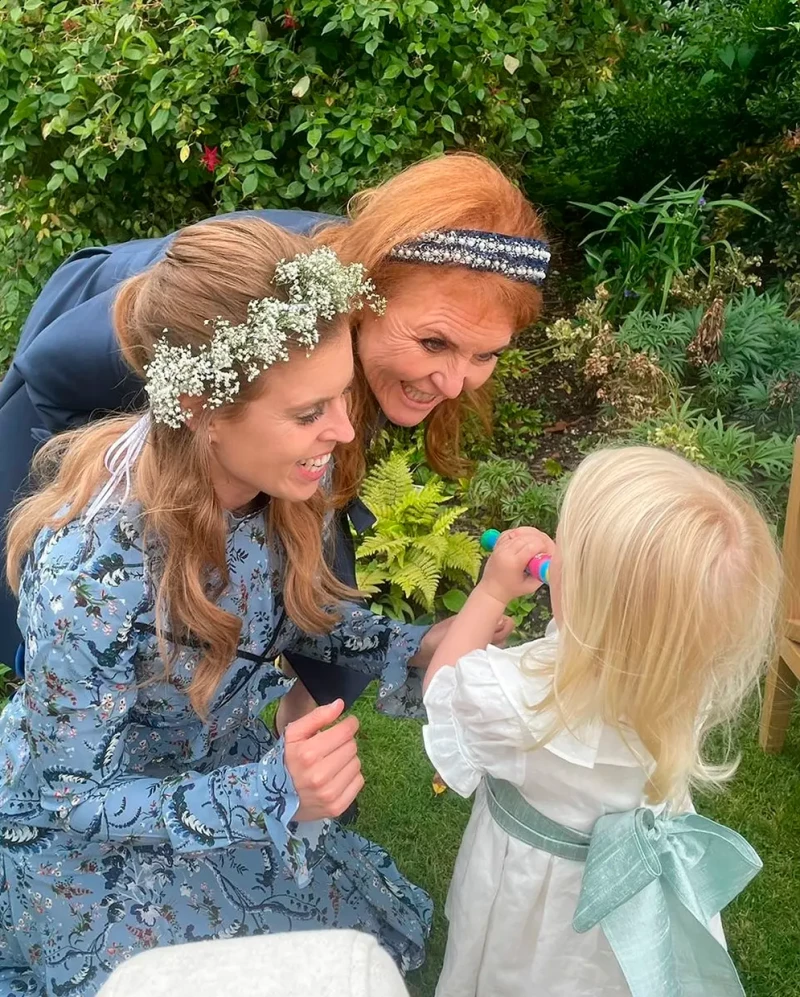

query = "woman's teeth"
[[402, 383, 437, 403], [298, 453, 332, 470]]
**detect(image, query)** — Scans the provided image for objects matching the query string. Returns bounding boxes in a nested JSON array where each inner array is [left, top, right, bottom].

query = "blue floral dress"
[[0, 504, 432, 997]]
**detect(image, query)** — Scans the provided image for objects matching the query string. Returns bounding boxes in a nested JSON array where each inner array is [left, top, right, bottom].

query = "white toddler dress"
[[422, 625, 718, 997]]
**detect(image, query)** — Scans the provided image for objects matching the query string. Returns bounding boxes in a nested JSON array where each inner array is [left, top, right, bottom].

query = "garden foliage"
[[356, 451, 481, 621], [3, 0, 800, 365]]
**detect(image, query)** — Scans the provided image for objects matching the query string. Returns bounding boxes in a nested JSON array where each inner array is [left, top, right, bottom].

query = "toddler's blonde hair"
[[526, 446, 782, 806]]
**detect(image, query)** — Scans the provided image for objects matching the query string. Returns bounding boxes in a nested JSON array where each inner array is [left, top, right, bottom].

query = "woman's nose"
[[429, 360, 469, 399], [319, 397, 356, 445]]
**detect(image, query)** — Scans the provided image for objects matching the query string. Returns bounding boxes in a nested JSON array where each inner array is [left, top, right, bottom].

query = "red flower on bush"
[[199, 146, 220, 172], [282, 9, 300, 29]]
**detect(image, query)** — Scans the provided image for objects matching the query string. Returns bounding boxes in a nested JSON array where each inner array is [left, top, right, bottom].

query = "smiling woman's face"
[[356, 269, 518, 427], [206, 328, 356, 510]]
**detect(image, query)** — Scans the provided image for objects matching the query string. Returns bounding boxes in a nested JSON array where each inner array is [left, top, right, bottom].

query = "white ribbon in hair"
[[84, 414, 151, 523]]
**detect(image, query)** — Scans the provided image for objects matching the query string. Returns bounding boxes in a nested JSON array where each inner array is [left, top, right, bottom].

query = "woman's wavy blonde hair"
[[317, 152, 547, 496], [6, 218, 359, 715], [525, 446, 783, 806]]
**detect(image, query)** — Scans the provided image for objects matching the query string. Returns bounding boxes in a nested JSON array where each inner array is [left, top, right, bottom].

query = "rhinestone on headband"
[[388, 229, 550, 286]]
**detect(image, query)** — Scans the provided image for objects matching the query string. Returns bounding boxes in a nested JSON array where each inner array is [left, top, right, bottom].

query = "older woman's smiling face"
[[356, 269, 517, 427]]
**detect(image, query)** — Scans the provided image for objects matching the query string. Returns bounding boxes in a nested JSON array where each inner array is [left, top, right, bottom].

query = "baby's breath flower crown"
[[144, 246, 384, 428]]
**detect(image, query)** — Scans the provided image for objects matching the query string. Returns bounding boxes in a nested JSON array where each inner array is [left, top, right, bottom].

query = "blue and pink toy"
[[480, 529, 551, 585]]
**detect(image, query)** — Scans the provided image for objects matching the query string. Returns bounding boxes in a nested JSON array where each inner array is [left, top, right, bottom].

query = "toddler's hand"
[[478, 527, 556, 606]]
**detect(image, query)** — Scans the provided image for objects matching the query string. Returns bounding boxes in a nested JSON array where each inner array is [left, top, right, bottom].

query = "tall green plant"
[[572, 178, 765, 317], [356, 451, 480, 621]]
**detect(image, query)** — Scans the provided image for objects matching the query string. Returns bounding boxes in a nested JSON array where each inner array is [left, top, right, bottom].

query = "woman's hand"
[[412, 613, 514, 667], [478, 527, 556, 607], [284, 700, 364, 822]]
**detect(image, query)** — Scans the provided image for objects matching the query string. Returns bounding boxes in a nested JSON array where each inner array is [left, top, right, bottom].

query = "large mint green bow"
[[573, 808, 762, 997]]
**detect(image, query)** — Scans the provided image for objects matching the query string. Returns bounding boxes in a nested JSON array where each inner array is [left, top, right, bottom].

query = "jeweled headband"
[[388, 228, 550, 285]]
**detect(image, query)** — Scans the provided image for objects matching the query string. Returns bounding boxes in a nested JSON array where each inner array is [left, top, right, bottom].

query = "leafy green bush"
[[628, 399, 795, 514], [713, 129, 800, 273], [618, 288, 800, 430], [533, 0, 800, 206], [467, 457, 562, 536], [0, 0, 629, 365], [356, 450, 480, 621], [487, 348, 548, 458]]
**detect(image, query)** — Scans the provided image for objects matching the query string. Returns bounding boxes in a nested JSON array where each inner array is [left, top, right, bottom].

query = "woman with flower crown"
[[0, 218, 437, 996], [0, 153, 549, 723]]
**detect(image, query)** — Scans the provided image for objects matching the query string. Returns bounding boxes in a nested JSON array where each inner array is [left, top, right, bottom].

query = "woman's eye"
[[475, 350, 504, 364], [297, 407, 323, 426], [420, 337, 448, 353]]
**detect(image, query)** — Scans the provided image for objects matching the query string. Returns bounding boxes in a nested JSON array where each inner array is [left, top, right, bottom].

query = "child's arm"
[[424, 527, 556, 693]]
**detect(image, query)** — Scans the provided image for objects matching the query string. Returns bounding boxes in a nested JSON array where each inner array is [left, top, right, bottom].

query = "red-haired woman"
[[0, 153, 548, 723]]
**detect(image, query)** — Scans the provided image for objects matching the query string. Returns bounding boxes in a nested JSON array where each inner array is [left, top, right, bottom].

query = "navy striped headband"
[[388, 228, 550, 285]]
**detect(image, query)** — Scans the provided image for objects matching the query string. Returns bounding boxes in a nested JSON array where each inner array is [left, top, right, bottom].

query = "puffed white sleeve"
[[422, 643, 537, 798]]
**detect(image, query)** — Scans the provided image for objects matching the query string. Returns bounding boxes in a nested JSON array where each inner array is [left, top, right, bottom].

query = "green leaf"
[[150, 69, 168, 92], [441, 589, 467, 613], [531, 55, 548, 76], [307, 127, 322, 149], [151, 107, 170, 133], [63, 164, 79, 183], [215, 7, 230, 24], [440, 114, 455, 134], [252, 18, 269, 42], [503, 54, 520, 75], [284, 180, 305, 198], [241, 173, 258, 197], [20, 49, 33, 66]]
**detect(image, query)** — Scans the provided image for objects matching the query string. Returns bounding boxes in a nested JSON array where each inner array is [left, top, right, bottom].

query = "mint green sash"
[[485, 775, 762, 997]]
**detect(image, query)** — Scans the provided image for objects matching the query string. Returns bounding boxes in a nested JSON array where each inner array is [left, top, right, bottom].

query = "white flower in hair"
[[144, 246, 384, 428]]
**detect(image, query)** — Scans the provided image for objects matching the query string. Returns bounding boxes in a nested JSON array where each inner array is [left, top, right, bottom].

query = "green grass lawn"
[[351, 689, 800, 997]]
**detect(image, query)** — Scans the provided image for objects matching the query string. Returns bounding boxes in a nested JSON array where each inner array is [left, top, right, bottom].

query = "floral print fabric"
[[0, 505, 432, 996]]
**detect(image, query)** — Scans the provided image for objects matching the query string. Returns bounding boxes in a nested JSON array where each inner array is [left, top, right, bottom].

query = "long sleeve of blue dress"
[[286, 604, 429, 709]]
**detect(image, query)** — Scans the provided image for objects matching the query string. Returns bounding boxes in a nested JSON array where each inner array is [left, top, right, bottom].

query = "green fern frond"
[[356, 561, 392, 594], [391, 490, 439, 531], [418, 478, 449, 507], [442, 533, 482, 581], [416, 534, 450, 561], [361, 451, 415, 513], [356, 534, 411, 561], [432, 505, 469, 534], [393, 558, 442, 609]]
